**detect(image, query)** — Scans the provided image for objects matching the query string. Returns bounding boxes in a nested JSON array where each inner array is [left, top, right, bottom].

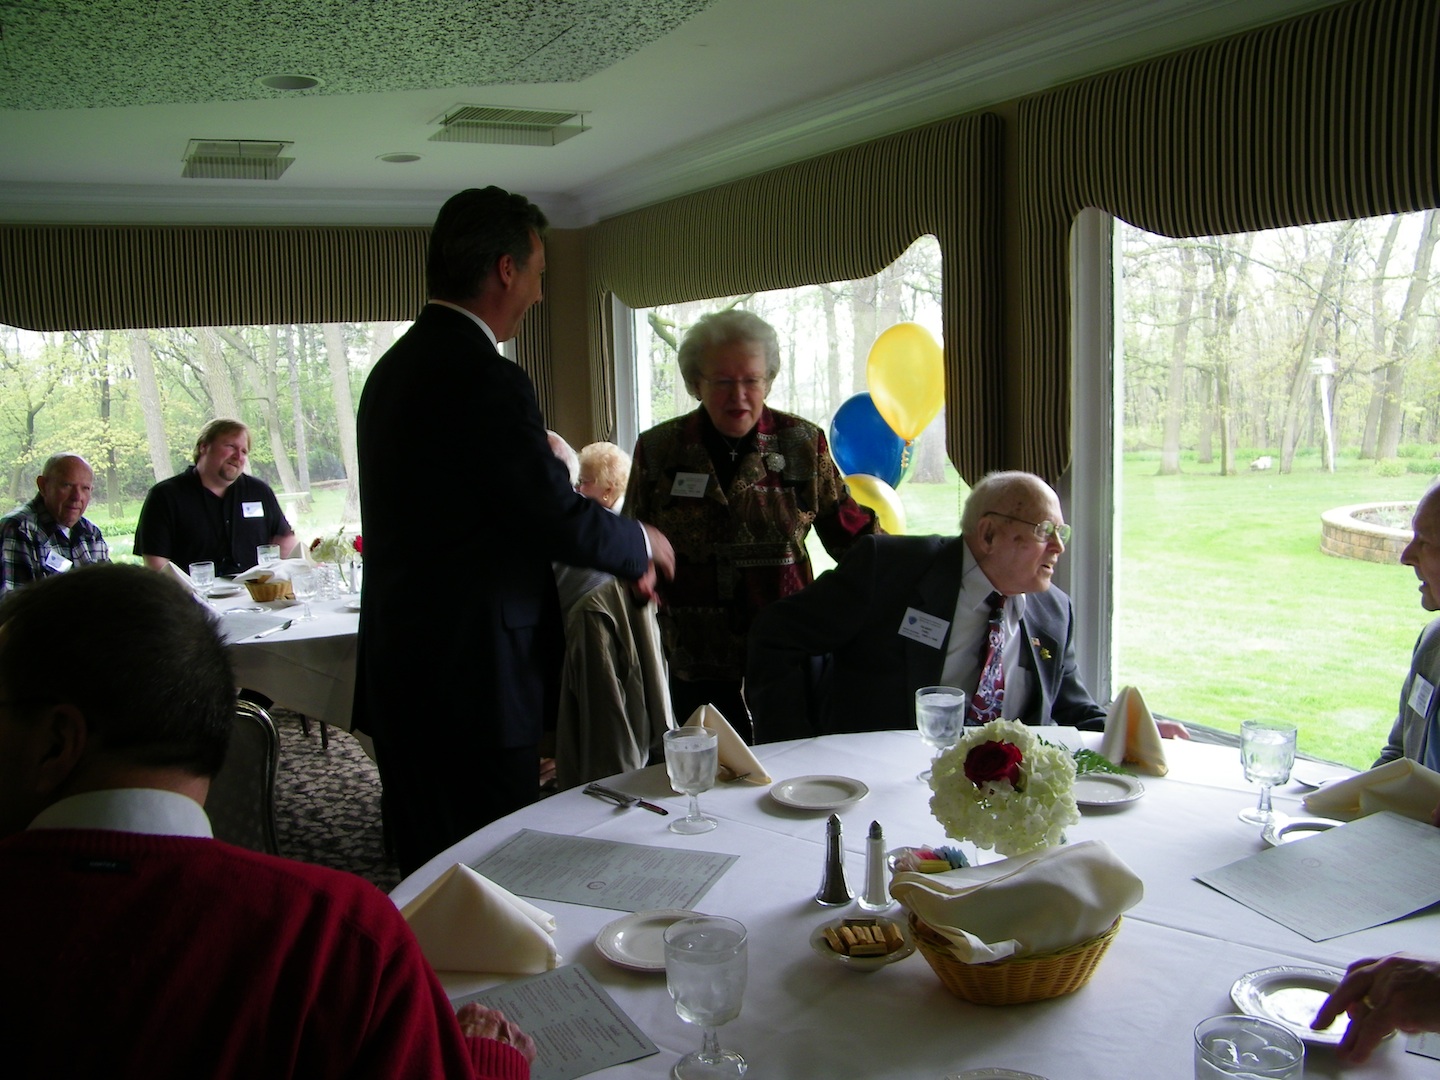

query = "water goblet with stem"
[[664, 914, 747, 1080], [664, 727, 719, 834], [914, 685, 966, 782], [1238, 720, 1297, 825], [188, 561, 215, 599], [290, 567, 318, 621]]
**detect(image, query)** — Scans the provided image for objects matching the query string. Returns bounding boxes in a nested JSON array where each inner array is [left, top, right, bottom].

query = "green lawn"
[[1116, 452, 1433, 769]]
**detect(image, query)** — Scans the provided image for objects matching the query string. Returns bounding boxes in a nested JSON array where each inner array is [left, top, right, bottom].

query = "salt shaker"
[[815, 813, 853, 906], [857, 819, 892, 912]]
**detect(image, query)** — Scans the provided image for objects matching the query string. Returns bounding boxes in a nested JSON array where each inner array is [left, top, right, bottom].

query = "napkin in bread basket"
[[890, 839, 1142, 963], [682, 703, 771, 784], [401, 863, 559, 974]]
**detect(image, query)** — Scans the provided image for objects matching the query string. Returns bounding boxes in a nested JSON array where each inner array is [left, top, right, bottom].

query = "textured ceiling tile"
[[0, 0, 717, 110]]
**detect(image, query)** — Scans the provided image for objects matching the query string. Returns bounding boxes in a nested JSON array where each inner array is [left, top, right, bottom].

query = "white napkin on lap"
[[400, 863, 559, 974], [1303, 758, 1440, 824], [1099, 685, 1168, 776], [890, 840, 1143, 963], [683, 704, 770, 784]]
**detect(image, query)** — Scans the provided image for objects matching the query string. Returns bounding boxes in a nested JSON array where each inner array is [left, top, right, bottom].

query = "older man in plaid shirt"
[[0, 453, 109, 592]]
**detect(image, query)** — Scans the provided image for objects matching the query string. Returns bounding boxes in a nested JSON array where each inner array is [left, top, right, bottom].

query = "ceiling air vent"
[[182, 139, 295, 180], [428, 105, 587, 147]]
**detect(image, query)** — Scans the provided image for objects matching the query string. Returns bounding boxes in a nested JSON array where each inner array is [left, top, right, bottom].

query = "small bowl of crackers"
[[810, 916, 916, 972]]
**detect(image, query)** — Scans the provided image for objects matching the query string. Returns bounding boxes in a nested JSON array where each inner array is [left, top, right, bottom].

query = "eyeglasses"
[[700, 376, 768, 393], [986, 512, 1072, 544]]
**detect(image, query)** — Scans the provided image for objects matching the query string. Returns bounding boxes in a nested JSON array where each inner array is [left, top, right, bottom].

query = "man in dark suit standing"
[[745, 471, 1105, 740], [356, 187, 673, 875]]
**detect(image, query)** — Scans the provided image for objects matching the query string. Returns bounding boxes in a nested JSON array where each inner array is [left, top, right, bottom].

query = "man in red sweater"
[[0, 563, 534, 1079]]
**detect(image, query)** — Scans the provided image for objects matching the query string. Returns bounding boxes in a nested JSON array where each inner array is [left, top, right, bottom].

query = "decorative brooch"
[[763, 452, 786, 473], [1031, 636, 1053, 661]]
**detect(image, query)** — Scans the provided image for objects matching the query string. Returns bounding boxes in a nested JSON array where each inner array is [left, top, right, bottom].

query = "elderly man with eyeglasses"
[[746, 471, 1115, 741]]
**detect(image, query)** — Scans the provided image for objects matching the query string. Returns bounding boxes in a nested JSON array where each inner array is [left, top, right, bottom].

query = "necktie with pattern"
[[966, 591, 1006, 725]]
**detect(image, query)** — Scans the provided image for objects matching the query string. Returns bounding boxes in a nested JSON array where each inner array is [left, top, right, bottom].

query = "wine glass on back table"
[[665, 727, 719, 834], [1238, 720, 1296, 825], [915, 685, 966, 782], [664, 914, 748, 1079]]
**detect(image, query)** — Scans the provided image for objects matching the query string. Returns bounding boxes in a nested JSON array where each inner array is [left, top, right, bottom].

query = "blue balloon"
[[830, 393, 911, 488]]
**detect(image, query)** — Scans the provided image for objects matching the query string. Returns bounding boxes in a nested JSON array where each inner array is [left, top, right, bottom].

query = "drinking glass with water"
[[915, 685, 966, 782], [664, 727, 719, 834], [664, 914, 748, 1079], [1194, 1013, 1303, 1078], [1238, 720, 1297, 826]]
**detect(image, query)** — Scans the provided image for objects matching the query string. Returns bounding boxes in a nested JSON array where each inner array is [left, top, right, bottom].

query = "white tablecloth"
[[215, 590, 358, 730], [390, 731, 1435, 1079]]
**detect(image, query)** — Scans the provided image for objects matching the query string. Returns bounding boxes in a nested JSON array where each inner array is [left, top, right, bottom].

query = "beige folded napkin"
[[1099, 685, 1167, 776], [400, 863, 559, 974], [890, 839, 1143, 963], [683, 704, 770, 784], [1302, 758, 1440, 824]]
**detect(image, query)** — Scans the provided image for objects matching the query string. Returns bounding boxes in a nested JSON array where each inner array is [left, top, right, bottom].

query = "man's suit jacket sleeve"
[[745, 535, 885, 739]]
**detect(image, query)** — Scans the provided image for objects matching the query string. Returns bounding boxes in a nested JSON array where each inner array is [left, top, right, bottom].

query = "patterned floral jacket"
[[625, 407, 879, 681]]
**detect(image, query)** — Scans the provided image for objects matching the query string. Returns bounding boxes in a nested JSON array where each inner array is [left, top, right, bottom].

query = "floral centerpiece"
[[927, 719, 1079, 857], [309, 526, 362, 565]]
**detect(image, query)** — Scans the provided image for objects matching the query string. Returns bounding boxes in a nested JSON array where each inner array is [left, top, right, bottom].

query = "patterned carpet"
[[270, 709, 401, 893]]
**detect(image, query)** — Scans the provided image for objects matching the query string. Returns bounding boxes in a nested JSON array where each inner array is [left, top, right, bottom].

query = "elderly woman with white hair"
[[576, 442, 631, 510], [624, 309, 879, 740]]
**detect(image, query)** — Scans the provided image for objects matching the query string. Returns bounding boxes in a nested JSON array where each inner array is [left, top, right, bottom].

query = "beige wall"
[[541, 227, 601, 446]]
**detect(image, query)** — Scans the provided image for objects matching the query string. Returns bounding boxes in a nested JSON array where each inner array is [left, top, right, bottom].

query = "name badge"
[[1409, 674, 1435, 719], [241, 501, 265, 519], [43, 548, 73, 573], [670, 472, 709, 498], [898, 607, 949, 649]]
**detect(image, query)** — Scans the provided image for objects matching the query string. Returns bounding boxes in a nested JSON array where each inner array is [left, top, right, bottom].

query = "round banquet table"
[[390, 730, 1435, 1079], [213, 587, 359, 731]]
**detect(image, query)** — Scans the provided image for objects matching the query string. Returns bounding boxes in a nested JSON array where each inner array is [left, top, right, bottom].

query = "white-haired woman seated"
[[576, 442, 630, 511]]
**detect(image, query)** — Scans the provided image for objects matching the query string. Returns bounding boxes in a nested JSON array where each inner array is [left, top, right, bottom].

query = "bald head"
[[962, 471, 1067, 596], [36, 454, 94, 529], [1402, 485, 1440, 611]]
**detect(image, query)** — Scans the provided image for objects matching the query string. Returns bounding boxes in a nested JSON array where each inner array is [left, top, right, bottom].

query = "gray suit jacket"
[[745, 534, 1105, 742], [1376, 617, 1440, 766]]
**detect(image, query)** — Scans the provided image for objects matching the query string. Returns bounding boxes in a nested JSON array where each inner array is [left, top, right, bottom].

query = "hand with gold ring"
[[1313, 953, 1440, 1064], [456, 1003, 538, 1064]]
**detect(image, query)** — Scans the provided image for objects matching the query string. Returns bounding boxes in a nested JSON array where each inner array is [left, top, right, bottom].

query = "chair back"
[[208, 699, 281, 854]]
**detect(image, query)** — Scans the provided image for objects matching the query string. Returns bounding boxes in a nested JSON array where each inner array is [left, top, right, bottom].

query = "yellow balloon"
[[866, 322, 944, 442], [845, 473, 907, 535]]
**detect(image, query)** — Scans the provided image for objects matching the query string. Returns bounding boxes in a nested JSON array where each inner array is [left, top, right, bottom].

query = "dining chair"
[[208, 699, 281, 855]]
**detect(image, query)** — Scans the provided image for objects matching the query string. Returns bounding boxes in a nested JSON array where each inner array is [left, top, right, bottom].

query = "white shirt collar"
[[29, 789, 213, 838], [959, 545, 1027, 626], [428, 299, 499, 349]]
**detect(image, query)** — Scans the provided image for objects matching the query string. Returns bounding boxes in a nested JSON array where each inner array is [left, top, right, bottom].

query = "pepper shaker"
[[857, 819, 892, 912], [814, 813, 853, 906]]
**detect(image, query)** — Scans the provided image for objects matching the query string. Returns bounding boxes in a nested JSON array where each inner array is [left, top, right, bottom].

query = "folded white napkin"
[[235, 558, 310, 583], [1099, 685, 1167, 776], [1303, 758, 1440, 824], [683, 704, 770, 784], [890, 839, 1143, 963], [165, 562, 195, 590], [400, 863, 559, 974]]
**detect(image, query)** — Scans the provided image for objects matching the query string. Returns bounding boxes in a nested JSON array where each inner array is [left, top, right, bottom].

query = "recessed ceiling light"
[[378, 153, 422, 164], [257, 74, 324, 92]]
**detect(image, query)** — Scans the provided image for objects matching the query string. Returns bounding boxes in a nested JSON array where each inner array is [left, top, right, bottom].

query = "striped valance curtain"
[[1015, 0, 1440, 480], [587, 114, 1003, 481], [0, 224, 429, 331]]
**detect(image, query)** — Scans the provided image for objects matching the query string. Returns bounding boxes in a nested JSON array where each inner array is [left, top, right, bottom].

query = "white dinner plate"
[[769, 774, 869, 811], [809, 918, 915, 972], [1231, 965, 1350, 1045], [1261, 816, 1344, 847], [593, 909, 695, 972], [344, 598, 362, 611], [1073, 772, 1144, 806], [207, 582, 244, 598]]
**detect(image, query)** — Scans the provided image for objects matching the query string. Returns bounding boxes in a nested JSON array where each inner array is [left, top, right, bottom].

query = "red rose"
[[352, 535, 363, 554], [964, 740, 1023, 787]]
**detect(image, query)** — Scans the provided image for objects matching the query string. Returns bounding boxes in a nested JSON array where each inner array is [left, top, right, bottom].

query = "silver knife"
[[584, 782, 669, 816], [250, 619, 293, 640]]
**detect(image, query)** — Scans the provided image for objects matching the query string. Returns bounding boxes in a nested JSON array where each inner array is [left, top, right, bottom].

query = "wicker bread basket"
[[908, 912, 1120, 1005], [243, 574, 294, 602]]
